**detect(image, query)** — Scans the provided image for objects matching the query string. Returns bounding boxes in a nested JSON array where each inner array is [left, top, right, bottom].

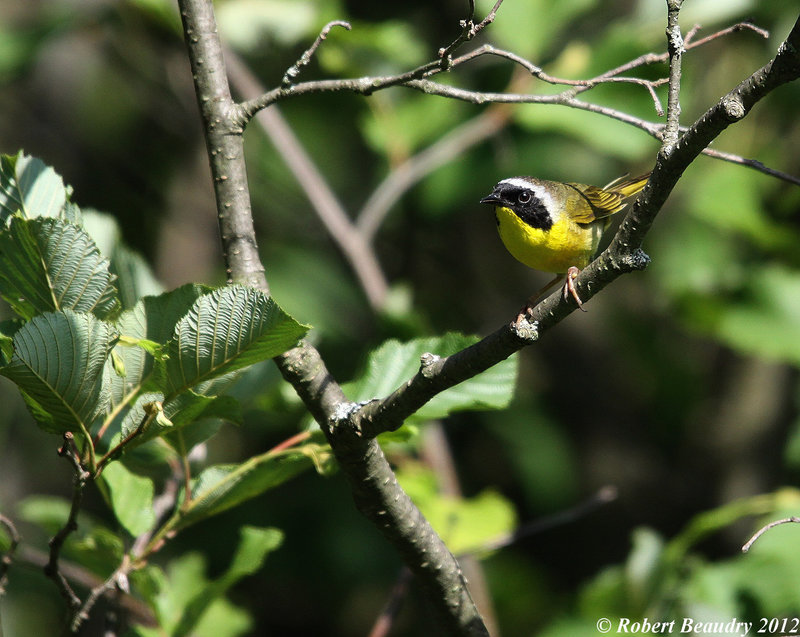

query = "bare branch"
[[282, 20, 352, 87], [742, 516, 800, 553], [0, 514, 20, 595], [18, 545, 156, 627], [662, 1, 686, 149], [438, 0, 505, 66], [700, 148, 800, 186], [339, 13, 800, 440], [686, 21, 769, 49], [71, 556, 132, 633], [225, 48, 390, 309], [368, 567, 413, 637], [456, 44, 668, 115], [45, 433, 91, 613], [178, 0, 266, 289], [357, 104, 512, 240], [470, 486, 618, 555]]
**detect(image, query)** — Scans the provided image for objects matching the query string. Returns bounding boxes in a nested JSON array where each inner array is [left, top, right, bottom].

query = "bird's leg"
[[515, 268, 587, 325], [562, 266, 586, 312], [515, 274, 562, 325]]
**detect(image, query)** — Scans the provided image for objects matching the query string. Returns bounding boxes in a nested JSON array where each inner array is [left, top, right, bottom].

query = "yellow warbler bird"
[[480, 172, 650, 313]]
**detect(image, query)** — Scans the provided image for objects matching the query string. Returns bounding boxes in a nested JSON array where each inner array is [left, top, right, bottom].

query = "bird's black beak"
[[480, 192, 501, 205]]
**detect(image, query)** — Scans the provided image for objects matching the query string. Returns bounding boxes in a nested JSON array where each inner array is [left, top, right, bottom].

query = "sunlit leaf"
[[101, 461, 156, 537], [161, 285, 308, 397], [0, 151, 69, 222], [398, 463, 517, 555], [82, 209, 164, 310], [0, 216, 119, 320], [175, 445, 330, 530], [172, 526, 283, 637], [112, 284, 212, 407], [0, 310, 118, 436], [344, 333, 518, 423], [133, 554, 253, 637]]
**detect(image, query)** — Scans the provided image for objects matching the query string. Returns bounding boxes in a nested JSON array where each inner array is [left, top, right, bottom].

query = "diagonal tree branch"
[[338, 11, 800, 441], [225, 48, 390, 309]]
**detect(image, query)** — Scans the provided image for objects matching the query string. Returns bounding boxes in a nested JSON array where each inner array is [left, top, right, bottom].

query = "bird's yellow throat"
[[494, 204, 604, 274]]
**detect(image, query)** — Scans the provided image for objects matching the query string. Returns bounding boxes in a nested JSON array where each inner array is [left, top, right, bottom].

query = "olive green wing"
[[565, 183, 626, 222]]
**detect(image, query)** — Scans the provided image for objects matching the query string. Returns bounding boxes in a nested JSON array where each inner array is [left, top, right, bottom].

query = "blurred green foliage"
[[1, 0, 800, 635]]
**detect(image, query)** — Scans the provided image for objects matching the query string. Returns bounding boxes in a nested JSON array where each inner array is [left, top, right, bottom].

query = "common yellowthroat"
[[480, 172, 650, 313]]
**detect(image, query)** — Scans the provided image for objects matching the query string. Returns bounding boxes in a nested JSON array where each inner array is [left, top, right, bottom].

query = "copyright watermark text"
[[594, 617, 800, 636]]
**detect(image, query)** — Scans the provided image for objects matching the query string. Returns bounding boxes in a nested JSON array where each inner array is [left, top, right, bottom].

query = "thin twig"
[[71, 556, 132, 633], [225, 48, 390, 309], [700, 148, 800, 186], [357, 103, 513, 240], [367, 567, 413, 637], [267, 430, 312, 454], [457, 44, 669, 115], [686, 21, 769, 50], [45, 433, 91, 612], [438, 0, 505, 67], [742, 516, 800, 553], [0, 514, 20, 595], [466, 486, 619, 555], [282, 21, 352, 87], [18, 545, 156, 627]]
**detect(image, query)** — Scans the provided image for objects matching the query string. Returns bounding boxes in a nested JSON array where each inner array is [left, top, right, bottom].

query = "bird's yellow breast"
[[495, 205, 601, 274]]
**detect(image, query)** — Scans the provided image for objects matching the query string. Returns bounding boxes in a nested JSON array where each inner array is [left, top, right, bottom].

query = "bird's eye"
[[517, 191, 532, 204]]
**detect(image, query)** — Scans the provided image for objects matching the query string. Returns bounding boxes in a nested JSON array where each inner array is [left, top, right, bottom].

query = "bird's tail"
[[604, 172, 651, 198]]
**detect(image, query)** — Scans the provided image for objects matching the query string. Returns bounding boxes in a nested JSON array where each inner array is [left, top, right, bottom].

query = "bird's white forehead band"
[[499, 177, 538, 191]]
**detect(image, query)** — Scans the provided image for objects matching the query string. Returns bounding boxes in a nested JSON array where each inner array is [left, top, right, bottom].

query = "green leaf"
[[175, 445, 329, 530], [0, 151, 70, 222], [163, 392, 241, 451], [397, 463, 517, 555], [172, 526, 283, 637], [67, 525, 126, 579], [16, 495, 125, 576], [118, 390, 241, 451], [82, 209, 164, 310], [697, 265, 800, 366], [112, 284, 213, 407], [101, 461, 156, 537], [16, 495, 73, 534], [0, 216, 119, 320], [344, 333, 518, 423], [161, 285, 309, 397], [134, 553, 254, 637], [0, 310, 118, 436]]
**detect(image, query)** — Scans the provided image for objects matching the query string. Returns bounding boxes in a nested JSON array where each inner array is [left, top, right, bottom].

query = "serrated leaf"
[[344, 333, 518, 423], [161, 286, 308, 397], [0, 151, 69, 222], [101, 461, 156, 537], [175, 445, 328, 530], [111, 284, 213, 408], [0, 216, 119, 320], [0, 310, 118, 436], [82, 209, 164, 310]]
